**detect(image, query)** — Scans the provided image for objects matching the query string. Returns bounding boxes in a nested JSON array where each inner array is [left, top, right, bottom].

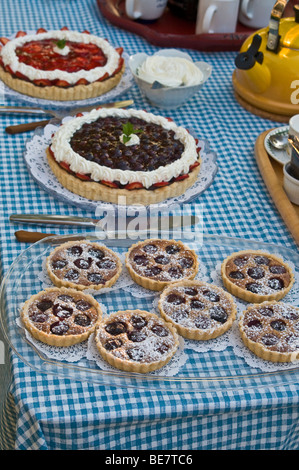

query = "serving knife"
[[3, 99, 134, 134], [10, 213, 199, 228]]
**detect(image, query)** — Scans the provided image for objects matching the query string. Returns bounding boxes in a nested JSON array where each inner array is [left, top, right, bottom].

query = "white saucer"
[[264, 126, 290, 165]]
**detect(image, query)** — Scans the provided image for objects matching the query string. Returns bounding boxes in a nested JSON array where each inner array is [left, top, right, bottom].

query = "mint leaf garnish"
[[56, 39, 66, 49], [122, 122, 143, 143]]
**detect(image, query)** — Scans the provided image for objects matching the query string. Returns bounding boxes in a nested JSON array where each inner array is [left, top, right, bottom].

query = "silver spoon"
[[269, 132, 288, 150]]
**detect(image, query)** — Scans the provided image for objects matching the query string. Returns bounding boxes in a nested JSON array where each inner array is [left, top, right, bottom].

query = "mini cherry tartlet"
[[221, 250, 294, 303], [21, 287, 102, 347], [125, 239, 199, 291], [239, 301, 299, 362], [95, 309, 179, 372], [46, 240, 122, 291]]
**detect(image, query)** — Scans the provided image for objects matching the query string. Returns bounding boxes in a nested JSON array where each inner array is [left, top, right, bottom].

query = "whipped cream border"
[[1, 30, 120, 84], [50, 108, 199, 188]]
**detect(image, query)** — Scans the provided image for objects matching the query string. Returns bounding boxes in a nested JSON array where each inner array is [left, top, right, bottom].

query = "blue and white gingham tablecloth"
[[0, 0, 298, 451]]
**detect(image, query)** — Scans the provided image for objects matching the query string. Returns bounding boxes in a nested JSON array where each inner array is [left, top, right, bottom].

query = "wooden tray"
[[255, 130, 299, 245], [97, 0, 255, 51]]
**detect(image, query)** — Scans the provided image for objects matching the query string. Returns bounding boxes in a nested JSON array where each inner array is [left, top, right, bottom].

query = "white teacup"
[[238, 0, 274, 29], [288, 114, 299, 156], [125, 0, 168, 21], [196, 0, 240, 34]]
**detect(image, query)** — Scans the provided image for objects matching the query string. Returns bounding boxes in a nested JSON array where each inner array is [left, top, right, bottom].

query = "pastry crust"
[[125, 239, 199, 291], [221, 250, 294, 303], [239, 301, 299, 362], [0, 64, 124, 101], [46, 147, 201, 205], [158, 280, 237, 340], [46, 240, 122, 291], [21, 287, 102, 347], [95, 309, 179, 373]]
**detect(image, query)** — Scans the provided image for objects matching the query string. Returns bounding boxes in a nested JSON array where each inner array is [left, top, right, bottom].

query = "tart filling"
[[221, 250, 294, 302], [95, 309, 179, 372], [239, 301, 299, 362], [21, 287, 102, 346], [49, 108, 201, 190], [158, 280, 237, 340], [0, 28, 123, 87], [125, 239, 199, 291], [46, 240, 122, 291]]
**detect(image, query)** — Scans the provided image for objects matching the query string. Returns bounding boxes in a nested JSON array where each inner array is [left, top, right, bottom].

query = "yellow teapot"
[[233, 0, 299, 119]]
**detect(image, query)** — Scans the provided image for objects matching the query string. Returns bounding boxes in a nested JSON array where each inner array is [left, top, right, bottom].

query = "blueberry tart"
[[0, 28, 124, 100], [158, 280, 237, 340], [239, 301, 299, 362], [46, 107, 201, 205], [46, 240, 122, 291], [21, 287, 102, 346], [95, 309, 179, 372], [221, 250, 294, 303], [125, 239, 199, 291]]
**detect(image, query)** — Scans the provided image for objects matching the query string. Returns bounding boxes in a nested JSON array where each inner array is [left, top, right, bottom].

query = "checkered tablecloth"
[[0, 0, 298, 451]]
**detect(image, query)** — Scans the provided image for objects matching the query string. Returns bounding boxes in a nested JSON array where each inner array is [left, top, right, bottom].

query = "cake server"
[[3, 99, 134, 134]]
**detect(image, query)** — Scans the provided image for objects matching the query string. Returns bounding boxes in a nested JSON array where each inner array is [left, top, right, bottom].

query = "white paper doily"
[[23, 119, 218, 211], [0, 52, 133, 110]]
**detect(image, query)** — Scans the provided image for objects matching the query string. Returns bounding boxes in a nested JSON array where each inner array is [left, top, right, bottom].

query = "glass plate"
[[1, 232, 299, 392], [23, 120, 218, 211]]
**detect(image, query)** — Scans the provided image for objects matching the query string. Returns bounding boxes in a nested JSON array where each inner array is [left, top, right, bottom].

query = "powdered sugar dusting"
[[160, 284, 234, 333], [47, 241, 122, 288], [128, 239, 197, 282], [240, 302, 299, 354], [224, 252, 293, 296], [96, 311, 178, 364]]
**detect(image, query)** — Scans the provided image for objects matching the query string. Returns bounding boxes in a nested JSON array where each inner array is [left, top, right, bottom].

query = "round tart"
[[221, 250, 294, 303], [46, 107, 201, 205], [46, 240, 122, 291], [158, 280, 237, 340], [239, 301, 299, 362], [21, 287, 102, 346], [0, 28, 124, 100], [125, 239, 199, 291], [95, 309, 179, 372]]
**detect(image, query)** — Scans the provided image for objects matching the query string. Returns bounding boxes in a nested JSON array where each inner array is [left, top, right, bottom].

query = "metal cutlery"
[[10, 213, 199, 228], [10, 213, 107, 227], [3, 99, 134, 134], [11, 213, 200, 242], [269, 130, 288, 150]]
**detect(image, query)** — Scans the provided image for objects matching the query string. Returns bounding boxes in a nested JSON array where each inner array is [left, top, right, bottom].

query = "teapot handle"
[[125, 0, 142, 19], [241, 0, 254, 20], [267, 0, 289, 51]]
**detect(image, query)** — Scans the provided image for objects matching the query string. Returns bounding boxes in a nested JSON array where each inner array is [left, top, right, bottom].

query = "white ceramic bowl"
[[283, 162, 299, 205], [129, 49, 212, 109]]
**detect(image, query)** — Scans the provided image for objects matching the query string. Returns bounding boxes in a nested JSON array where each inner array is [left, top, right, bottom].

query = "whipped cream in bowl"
[[129, 49, 212, 108]]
